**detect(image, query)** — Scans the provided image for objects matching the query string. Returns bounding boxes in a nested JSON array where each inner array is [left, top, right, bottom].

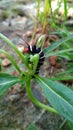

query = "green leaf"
[[68, 121, 73, 130], [35, 76, 73, 122], [0, 73, 22, 96], [50, 76, 73, 81], [45, 48, 73, 57], [43, 34, 73, 56]]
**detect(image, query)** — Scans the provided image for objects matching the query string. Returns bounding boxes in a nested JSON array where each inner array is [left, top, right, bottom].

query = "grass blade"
[[43, 34, 73, 56]]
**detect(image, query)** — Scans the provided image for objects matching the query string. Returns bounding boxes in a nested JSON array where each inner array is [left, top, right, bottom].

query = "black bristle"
[[38, 62, 43, 66], [28, 45, 30, 51], [32, 45, 36, 52], [36, 48, 41, 53], [35, 71, 39, 74], [36, 68, 40, 71], [39, 57, 44, 62], [39, 52, 44, 57]]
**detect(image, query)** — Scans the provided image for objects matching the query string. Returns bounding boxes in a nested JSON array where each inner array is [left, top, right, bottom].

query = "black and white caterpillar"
[[18, 40, 45, 74]]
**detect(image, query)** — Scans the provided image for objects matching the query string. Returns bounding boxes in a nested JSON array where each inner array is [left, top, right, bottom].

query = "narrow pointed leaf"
[[50, 76, 73, 81], [36, 76, 73, 122], [43, 34, 73, 56], [45, 48, 73, 57], [0, 73, 22, 96]]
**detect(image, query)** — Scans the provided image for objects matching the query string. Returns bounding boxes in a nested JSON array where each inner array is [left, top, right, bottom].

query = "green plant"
[[68, 121, 73, 130], [1, 33, 73, 123], [36, 0, 68, 32], [36, 0, 51, 31]]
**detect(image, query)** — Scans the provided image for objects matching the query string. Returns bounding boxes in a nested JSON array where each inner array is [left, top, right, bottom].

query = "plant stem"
[[44, 0, 50, 16], [64, 0, 67, 21], [0, 33, 28, 67], [0, 59, 2, 72], [26, 81, 58, 114], [36, 0, 41, 19], [0, 49, 21, 73]]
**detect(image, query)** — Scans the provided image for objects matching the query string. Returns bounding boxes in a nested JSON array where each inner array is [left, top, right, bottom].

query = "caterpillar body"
[[18, 40, 45, 74]]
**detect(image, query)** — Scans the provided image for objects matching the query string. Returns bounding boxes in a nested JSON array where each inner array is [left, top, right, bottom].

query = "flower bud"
[[17, 44, 24, 53]]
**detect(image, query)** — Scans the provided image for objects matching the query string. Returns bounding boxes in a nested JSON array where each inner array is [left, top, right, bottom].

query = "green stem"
[[0, 49, 21, 73], [44, 0, 50, 15], [64, 0, 67, 21], [26, 81, 58, 114], [0, 33, 28, 67], [0, 59, 2, 72], [36, 0, 41, 19]]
